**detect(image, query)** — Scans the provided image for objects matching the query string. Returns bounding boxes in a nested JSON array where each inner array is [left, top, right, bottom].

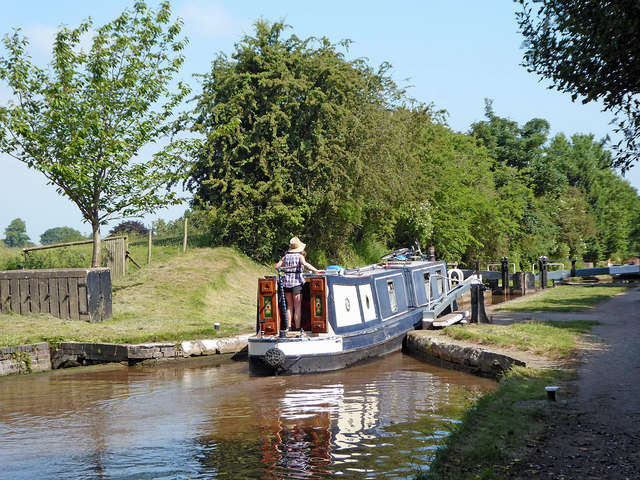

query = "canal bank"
[[420, 285, 640, 479], [0, 336, 250, 376], [1, 330, 529, 378]]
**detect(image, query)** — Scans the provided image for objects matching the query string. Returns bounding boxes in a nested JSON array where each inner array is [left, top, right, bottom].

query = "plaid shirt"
[[281, 252, 304, 288]]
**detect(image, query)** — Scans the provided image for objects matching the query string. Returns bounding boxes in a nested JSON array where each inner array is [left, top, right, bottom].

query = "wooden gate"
[[102, 237, 127, 280]]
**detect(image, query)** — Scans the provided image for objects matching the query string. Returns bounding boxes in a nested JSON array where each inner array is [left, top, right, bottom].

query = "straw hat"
[[289, 236, 306, 253]]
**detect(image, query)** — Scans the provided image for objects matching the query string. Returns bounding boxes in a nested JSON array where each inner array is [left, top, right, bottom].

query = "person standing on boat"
[[274, 237, 324, 331]]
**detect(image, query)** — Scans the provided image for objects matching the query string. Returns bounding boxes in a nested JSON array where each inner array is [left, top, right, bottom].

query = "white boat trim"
[[249, 336, 344, 356]]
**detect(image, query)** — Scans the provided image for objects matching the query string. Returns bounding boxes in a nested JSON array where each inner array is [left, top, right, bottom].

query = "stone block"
[[465, 347, 482, 367], [217, 335, 250, 354], [200, 339, 219, 354], [181, 341, 203, 356], [127, 346, 154, 359]]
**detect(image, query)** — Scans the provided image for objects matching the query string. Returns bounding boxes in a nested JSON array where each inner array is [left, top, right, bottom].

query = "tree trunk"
[[91, 222, 102, 268]]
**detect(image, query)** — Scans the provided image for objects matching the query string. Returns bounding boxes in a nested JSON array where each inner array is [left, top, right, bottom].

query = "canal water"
[[0, 352, 495, 479]]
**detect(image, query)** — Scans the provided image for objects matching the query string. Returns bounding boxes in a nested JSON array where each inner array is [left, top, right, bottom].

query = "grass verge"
[[443, 320, 598, 360], [0, 247, 271, 346], [415, 320, 595, 479], [417, 366, 574, 480]]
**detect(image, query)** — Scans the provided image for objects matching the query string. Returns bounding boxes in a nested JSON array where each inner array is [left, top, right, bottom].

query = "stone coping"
[[405, 330, 527, 379], [1, 335, 251, 376]]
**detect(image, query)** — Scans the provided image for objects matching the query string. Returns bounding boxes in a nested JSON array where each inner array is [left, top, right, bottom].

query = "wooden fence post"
[[148, 229, 152, 264], [183, 218, 188, 252]]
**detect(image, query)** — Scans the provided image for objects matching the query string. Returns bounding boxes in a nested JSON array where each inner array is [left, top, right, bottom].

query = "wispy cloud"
[[178, 0, 250, 38]]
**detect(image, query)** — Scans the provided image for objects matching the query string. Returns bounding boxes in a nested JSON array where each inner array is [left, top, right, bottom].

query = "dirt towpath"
[[491, 285, 640, 479]]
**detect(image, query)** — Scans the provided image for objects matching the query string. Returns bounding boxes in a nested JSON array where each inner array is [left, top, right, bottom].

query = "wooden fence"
[[23, 236, 128, 281], [0, 268, 112, 322]]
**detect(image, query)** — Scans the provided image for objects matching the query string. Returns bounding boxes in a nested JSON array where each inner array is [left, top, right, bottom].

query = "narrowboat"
[[248, 248, 485, 375]]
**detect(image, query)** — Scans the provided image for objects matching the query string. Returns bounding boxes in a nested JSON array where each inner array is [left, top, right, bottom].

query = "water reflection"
[[0, 353, 495, 479]]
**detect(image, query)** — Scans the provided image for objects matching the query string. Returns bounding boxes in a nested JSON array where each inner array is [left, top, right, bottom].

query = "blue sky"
[[0, 0, 636, 243]]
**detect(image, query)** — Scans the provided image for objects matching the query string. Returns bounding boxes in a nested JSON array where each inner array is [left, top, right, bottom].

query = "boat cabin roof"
[[334, 260, 447, 279]]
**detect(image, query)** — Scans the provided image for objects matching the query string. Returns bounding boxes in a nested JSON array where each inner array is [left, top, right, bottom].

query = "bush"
[[109, 220, 149, 239], [20, 247, 90, 269]]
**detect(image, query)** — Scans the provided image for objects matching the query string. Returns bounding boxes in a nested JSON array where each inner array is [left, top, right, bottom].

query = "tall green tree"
[[406, 112, 508, 262], [3, 218, 31, 247], [40, 226, 86, 245], [515, 0, 640, 169], [185, 20, 413, 260], [0, 1, 189, 267], [470, 99, 549, 170]]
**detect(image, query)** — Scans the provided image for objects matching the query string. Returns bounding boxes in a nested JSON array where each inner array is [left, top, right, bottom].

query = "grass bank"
[[0, 247, 271, 346], [443, 320, 598, 360], [416, 284, 627, 480], [417, 366, 573, 480]]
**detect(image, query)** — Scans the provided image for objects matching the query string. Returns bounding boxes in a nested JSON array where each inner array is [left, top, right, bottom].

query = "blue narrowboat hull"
[[249, 310, 423, 375]]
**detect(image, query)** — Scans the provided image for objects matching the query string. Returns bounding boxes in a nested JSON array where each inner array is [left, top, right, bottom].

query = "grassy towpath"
[[417, 283, 637, 480], [0, 247, 271, 347]]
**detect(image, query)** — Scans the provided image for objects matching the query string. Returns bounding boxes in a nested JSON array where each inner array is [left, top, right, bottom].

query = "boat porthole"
[[345, 298, 351, 312]]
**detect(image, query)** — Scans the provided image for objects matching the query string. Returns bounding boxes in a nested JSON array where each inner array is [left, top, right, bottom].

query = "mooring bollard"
[[545, 386, 559, 401], [501, 256, 509, 292], [538, 256, 549, 289], [214, 323, 220, 331]]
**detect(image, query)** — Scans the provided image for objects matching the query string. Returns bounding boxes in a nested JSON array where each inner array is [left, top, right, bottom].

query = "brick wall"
[[0, 343, 51, 376]]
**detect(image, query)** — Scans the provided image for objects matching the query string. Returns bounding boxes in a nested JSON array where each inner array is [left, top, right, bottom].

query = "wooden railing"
[[0, 268, 112, 322], [23, 236, 128, 281]]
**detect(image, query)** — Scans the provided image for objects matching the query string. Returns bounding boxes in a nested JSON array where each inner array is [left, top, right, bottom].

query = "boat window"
[[436, 269, 446, 295], [387, 280, 398, 313], [359, 284, 377, 322], [423, 272, 430, 300]]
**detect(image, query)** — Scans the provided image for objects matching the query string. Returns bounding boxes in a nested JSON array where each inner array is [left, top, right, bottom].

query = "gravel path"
[[491, 286, 640, 479]]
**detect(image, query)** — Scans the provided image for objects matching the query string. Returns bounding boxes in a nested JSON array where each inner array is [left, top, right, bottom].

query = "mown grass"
[[493, 284, 630, 312], [0, 247, 271, 346], [443, 320, 598, 359]]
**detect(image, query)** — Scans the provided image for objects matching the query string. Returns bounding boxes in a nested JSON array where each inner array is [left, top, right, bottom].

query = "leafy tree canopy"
[[184, 19, 415, 260], [470, 99, 549, 170], [3, 218, 32, 247], [180, 18, 640, 267], [0, 1, 189, 267], [40, 226, 86, 245], [109, 220, 149, 237], [515, 0, 640, 169]]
